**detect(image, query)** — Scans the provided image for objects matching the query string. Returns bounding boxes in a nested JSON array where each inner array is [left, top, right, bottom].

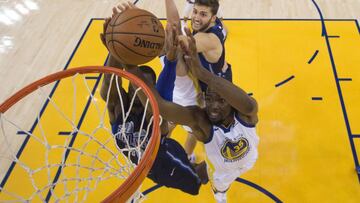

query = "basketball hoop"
[[0, 66, 161, 203]]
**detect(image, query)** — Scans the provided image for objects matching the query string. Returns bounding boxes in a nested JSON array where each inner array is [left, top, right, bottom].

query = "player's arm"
[[165, 0, 181, 27], [100, 14, 131, 124], [155, 23, 179, 101], [125, 66, 209, 142], [100, 55, 129, 124], [193, 32, 221, 53], [164, 0, 183, 36], [178, 32, 221, 53], [182, 0, 194, 22], [155, 57, 177, 101], [182, 28, 258, 118]]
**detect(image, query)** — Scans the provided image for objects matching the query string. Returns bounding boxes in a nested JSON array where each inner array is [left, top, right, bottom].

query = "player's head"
[[138, 65, 157, 84], [191, 0, 219, 32], [128, 66, 156, 113], [204, 87, 234, 125]]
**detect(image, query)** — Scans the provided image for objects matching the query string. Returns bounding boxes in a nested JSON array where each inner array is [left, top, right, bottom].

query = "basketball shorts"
[[147, 138, 201, 195], [208, 158, 256, 192]]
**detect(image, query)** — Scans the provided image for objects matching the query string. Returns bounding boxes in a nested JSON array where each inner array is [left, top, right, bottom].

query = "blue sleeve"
[[155, 56, 177, 101]]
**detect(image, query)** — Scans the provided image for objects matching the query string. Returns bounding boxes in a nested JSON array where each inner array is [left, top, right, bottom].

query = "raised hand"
[[112, 1, 136, 15], [100, 2, 137, 49], [180, 27, 203, 78], [165, 23, 179, 61]]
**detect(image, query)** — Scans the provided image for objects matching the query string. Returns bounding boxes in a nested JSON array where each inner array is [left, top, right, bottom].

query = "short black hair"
[[195, 0, 219, 16], [138, 65, 156, 85]]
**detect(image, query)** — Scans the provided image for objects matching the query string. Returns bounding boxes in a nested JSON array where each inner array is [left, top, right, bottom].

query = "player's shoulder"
[[235, 111, 258, 127], [194, 31, 221, 45], [211, 18, 224, 32], [205, 21, 225, 42]]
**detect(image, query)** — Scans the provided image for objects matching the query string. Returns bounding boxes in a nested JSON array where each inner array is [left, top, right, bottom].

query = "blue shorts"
[[147, 138, 201, 195]]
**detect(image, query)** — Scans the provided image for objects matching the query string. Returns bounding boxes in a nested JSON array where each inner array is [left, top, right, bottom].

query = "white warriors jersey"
[[204, 114, 259, 172]]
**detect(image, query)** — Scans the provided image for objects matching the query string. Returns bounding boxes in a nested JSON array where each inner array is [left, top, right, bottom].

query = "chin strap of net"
[[0, 73, 158, 203]]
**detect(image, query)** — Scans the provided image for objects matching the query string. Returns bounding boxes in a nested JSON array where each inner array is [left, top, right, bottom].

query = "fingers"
[[174, 23, 181, 36], [164, 27, 170, 49], [184, 27, 191, 36], [183, 27, 197, 53], [184, 27, 195, 44], [179, 38, 191, 68], [165, 22, 172, 33], [104, 2, 137, 51], [165, 23, 178, 46], [112, 7, 119, 16], [171, 24, 179, 47], [165, 23, 172, 41], [121, 1, 136, 11], [127, 1, 136, 8], [173, 32, 179, 47], [170, 24, 176, 41], [179, 39, 188, 54], [178, 28, 197, 68], [113, 1, 135, 16], [184, 27, 194, 43], [121, 2, 130, 11]]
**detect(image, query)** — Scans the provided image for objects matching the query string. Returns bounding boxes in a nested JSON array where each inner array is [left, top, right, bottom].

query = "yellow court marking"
[[0, 20, 109, 202], [1, 19, 359, 202]]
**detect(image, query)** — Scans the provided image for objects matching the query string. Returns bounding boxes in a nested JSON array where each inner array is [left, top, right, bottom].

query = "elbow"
[[245, 98, 258, 116]]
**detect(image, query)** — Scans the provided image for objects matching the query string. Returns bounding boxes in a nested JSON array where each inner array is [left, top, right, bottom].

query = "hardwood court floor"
[[0, 0, 360, 202]]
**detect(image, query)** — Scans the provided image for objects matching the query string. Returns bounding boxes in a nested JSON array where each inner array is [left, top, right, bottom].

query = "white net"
[[0, 71, 159, 203]]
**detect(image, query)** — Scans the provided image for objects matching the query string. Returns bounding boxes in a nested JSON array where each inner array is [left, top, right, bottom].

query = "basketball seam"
[[110, 14, 158, 27], [111, 41, 129, 64], [110, 13, 129, 64], [109, 40, 158, 58], [108, 10, 126, 27], [104, 32, 164, 38]]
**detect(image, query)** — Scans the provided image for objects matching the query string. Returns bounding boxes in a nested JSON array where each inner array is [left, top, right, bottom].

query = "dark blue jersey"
[[194, 18, 232, 91], [111, 108, 201, 195], [197, 17, 226, 75], [111, 112, 150, 164]]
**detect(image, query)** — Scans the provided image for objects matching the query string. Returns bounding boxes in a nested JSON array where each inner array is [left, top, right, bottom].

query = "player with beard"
[[182, 0, 226, 38], [124, 27, 259, 203], [162, 0, 232, 164]]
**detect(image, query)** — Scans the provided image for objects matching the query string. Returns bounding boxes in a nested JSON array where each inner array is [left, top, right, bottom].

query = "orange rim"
[[0, 66, 161, 203]]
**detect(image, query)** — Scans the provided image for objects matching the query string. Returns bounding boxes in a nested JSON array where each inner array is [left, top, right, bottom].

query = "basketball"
[[105, 8, 165, 65]]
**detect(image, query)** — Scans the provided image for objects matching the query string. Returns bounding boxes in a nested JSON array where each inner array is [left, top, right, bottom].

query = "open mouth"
[[192, 20, 201, 28], [208, 111, 221, 121]]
